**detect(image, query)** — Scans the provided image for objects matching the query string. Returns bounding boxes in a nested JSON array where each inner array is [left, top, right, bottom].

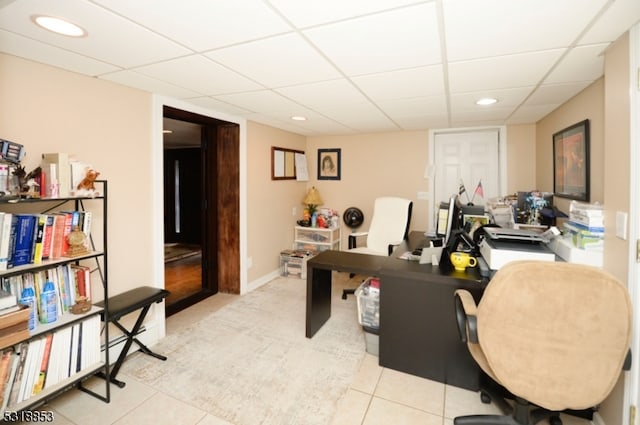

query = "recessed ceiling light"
[[476, 98, 498, 106], [291, 116, 307, 121], [31, 15, 87, 37]]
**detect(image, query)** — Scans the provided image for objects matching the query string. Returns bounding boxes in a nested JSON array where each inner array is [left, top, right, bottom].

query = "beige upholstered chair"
[[454, 260, 632, 425], [342, 197, 412, 299]]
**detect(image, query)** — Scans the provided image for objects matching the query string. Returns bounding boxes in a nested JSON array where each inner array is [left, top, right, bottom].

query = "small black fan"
[[343, 207, 364, 230]]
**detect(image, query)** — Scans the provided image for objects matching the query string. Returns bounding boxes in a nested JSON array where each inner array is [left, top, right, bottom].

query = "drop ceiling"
[[1, 0, 639, 136]]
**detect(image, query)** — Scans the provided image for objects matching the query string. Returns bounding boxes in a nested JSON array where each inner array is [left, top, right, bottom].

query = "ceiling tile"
[[185, 97, 253, 116], [377, 96, 447, 118], [92, 0, 291, 51], [450, 87, 532, 111], [269, 0, 424, 28], [100, 70, 200, 99], [275, 79, 371, 111], [580, 0, 640, 44], [206, 33, 342, 88], [448, 49, 565, 93], [352, 65, 445, 100], [135, 55, 263, 95], [451, 107, 514, 123], [0, 0, 190, 67], [507, 104, 560, 124], [303, 2, 441, 76], [395, 115, 450, 130], [544, 44, 607, 84], [442, 0, 607, 61], [0, 29, 118, 75], [524, 82, 592, 106], [214, 90, 313, 116]]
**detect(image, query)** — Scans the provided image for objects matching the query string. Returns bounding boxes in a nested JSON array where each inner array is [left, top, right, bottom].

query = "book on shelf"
[[40, 215, 54, 261], [31, 215, 46, 265], [49, 214, 66, 260], [11, 215, 37, 268], [7, 342, 28, 408], [1, 349, 19, 412], [18, 336, 40, 403], [32, 333, 53, 395], [0, 213, 12, 271]]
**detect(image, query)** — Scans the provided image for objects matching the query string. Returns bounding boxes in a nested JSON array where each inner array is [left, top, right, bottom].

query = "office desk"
[[305, 232, 487, 390], [305, 250, 389, 338]]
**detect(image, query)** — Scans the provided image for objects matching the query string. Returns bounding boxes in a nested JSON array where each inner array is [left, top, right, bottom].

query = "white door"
[[428, 128, 504, 231]]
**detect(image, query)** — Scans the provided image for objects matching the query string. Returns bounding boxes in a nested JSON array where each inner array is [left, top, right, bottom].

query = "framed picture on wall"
[[553, 119, 590, 202], [318, 148, 341, 180]]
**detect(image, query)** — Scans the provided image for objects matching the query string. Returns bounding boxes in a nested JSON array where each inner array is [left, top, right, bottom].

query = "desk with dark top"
[[305, 231, 487, 390]]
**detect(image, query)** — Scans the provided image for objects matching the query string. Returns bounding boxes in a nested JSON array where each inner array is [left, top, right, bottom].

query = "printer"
[[479, 227, 556, 270]]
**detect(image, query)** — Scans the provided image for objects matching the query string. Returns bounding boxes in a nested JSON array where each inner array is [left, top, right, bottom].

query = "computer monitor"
[[443, 194, 463, 245]]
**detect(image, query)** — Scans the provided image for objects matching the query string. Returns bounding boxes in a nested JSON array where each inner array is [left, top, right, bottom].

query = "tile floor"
[[34, 291, 593, 425]]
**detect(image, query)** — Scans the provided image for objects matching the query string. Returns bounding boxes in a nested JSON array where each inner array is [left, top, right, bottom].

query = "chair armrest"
[[454, 289, 479, 344], [348, 232, 369, 249], [386, 240, 404, 255]]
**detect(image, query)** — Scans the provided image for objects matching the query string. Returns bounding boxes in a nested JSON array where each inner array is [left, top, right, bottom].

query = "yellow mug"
[[450, 252, 477, 271]]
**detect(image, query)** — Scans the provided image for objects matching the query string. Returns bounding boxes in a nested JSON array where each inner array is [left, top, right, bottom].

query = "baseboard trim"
[[245, 269, 280, 294]]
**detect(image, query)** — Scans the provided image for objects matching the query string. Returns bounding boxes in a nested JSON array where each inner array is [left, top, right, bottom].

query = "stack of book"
[[0, 210, 92, 272], [565, 201, 604, 250], [0, 290, 29, 352], [0, 315, 101, 415]]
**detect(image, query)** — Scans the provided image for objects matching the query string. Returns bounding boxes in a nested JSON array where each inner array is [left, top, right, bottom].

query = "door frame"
[[427, 126, 507, 232], [624, 23, 640, 425], [151, 96, 248, 306]]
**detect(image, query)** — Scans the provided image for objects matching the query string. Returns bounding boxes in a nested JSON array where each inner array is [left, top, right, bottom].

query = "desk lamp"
[[303, 186, 323, 219]]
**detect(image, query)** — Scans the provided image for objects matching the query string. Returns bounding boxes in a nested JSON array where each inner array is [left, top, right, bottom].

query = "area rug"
[[121, 273, 367, 425], [164, 243, 201, 263]]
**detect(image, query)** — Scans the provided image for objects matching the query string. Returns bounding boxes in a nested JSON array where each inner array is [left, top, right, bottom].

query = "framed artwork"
[[553, 119, 590, 202], [318, 148, 341, 180]]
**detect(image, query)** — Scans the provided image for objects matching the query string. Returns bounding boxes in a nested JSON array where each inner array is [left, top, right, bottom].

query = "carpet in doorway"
[[121, 274, 367, 425], [164, 243, 201, 263]]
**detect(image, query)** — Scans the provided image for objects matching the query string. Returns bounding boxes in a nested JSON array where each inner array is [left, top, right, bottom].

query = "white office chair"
[[342, 197, 412, 299]]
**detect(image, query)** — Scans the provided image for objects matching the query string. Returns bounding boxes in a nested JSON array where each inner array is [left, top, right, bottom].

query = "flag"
[[458, 181, 466, 196], [474, 180, 484, 198]]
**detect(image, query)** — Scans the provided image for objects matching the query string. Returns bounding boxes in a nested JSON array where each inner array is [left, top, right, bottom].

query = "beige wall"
[[536, 78, 605, 214], [246, 121, 306, 282], [505, 124, 537, 195], [306, 131, 429, 247], [0, 53, 155, 298], [533, 33, 630, 425], [601, 32, 632, 425]]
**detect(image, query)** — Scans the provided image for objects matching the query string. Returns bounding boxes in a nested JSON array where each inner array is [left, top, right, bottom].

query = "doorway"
[[428, 127, 507, 231], [162, 106, 241, 316]]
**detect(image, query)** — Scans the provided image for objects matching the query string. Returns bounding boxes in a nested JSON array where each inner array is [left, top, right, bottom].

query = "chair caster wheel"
[[549, 416, 562, 425], [480, 391, 491, 404]]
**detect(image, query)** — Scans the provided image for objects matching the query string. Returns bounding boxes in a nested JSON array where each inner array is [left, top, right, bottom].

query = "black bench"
[[95, 286, 170, 388]]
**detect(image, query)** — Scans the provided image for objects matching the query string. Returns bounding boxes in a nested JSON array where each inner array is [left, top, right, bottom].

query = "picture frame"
[[318, 148, 341, 180], [553, 119, 590, 202], [271, 146, 303, 180]]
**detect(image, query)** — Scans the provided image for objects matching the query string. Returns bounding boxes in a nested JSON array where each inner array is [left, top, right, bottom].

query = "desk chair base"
[[454, 395, 561, 425]]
